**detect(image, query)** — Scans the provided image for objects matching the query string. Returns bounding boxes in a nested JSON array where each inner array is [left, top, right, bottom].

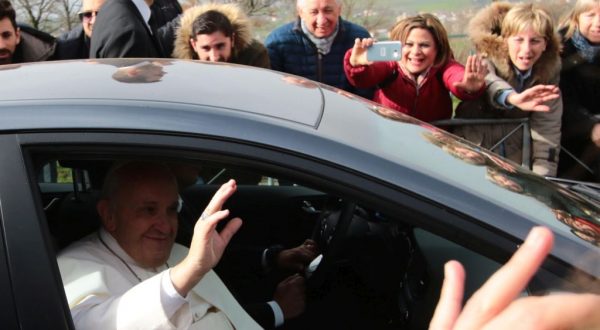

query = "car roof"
[[0, 59, 324, 127]]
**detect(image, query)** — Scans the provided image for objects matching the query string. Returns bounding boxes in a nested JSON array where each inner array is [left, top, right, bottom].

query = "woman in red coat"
[[344, 14, 486, 123]]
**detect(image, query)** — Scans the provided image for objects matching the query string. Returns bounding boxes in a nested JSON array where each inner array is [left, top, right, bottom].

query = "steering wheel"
[[305, 200, 357, 292]]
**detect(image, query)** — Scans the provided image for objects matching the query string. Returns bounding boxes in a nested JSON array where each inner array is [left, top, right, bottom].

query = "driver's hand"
[[276, 239, 319, 272], [273, 274, 306, 320]]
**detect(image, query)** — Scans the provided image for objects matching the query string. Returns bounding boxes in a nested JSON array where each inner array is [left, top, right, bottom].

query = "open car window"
[[26, 146, 572, 329]]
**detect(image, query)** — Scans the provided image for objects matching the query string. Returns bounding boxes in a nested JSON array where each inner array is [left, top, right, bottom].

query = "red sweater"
[[343, 49, 483, 123]]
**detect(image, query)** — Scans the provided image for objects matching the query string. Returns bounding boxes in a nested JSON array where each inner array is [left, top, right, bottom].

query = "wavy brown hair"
[[389, 14, 453, 68]]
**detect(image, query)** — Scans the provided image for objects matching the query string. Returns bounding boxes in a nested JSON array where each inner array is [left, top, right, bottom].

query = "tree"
[[13, 0, 81, 35], [181, 0, 283, 16], [14, 0, 57, 31], [341, 0, 391, 36], [54, 0, 81, 33]]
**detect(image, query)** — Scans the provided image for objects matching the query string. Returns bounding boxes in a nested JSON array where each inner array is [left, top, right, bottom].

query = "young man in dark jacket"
[[0, 0, 55, 64], [265, 0, 373, 98]]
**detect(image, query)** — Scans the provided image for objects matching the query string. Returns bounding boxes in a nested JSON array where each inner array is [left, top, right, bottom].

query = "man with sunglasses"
[[54, 0, 105, 60], [0, 0, 55, 64]]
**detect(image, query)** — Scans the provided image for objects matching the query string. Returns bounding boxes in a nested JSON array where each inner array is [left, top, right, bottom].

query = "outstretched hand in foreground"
[[430, 226, 600, 330]]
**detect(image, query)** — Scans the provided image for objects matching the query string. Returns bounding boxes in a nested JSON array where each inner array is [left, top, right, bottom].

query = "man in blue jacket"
[[265, 0, 373, 99]]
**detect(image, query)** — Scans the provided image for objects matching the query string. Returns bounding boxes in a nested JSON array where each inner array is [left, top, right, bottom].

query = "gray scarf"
[[572, 29, 600, 63], [301, 19, 339, 55]]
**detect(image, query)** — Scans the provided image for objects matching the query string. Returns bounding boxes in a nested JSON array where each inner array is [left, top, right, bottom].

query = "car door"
[[10, 129, 590, 329], [0, 134, 74, 329]]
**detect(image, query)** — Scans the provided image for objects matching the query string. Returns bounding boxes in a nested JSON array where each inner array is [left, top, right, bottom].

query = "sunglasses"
[[78, 10, 98, 21]]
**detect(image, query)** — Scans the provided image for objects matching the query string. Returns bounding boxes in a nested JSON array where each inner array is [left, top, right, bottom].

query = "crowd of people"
[[1, 0, 600, 181], [2, 0, 600, 328]]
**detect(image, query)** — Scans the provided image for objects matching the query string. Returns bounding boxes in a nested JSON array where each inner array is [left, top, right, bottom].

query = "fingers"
[[361, 37, 374, 48], [465, 55, 475, 73], [453, 227, 554, 330], [198, 208, 242, 246], [464, 54, 486, 75], [218, 217, 242, 246], [200, 179, 237, 221], [512, 85, 559, 111], [485, 294, 600, 330], [529, 105, 551, 112], [196, 209, 231, 234], [286, 273, 305, 284], [430, 260, 466, 330], [303, 238, 317, 247]]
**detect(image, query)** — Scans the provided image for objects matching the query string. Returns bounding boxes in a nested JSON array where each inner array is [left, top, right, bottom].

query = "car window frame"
[[14, 130, 593, 328], [0, 134, 73, 329]]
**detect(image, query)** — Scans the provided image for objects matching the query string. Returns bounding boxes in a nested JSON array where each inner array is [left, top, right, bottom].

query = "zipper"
[[317, 52, 323, 82], [400, 74, 421, 116]]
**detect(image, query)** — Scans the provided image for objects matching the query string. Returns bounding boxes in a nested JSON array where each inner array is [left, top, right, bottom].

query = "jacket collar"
[[293, 16, 347, 39], [131, 0, 152, 31]]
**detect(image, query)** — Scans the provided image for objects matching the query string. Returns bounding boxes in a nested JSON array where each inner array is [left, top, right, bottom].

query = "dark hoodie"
[[12, 24, 56, 63]]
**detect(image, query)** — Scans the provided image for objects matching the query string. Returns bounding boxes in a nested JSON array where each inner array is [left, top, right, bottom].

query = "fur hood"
[[173, 3, 253, 59], [468, 1, 561, 83]]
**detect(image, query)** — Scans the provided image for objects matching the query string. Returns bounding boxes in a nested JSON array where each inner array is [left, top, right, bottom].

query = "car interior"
[[33, 151, 509, 330]]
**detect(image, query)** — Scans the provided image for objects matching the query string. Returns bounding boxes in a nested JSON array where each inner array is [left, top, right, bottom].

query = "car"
[[0, 58, 599, 329]]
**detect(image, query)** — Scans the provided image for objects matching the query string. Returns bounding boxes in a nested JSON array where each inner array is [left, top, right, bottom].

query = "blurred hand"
[[349, 38, 375, 67], [453, 54, 488, 94], [277, 239, 319, 272], [506, 85, 560, 112], [430, 226, 600, 329], [274, 274, 306, 320]]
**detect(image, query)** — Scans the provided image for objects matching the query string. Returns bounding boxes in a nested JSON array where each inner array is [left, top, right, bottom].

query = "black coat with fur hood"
[[558, 27, 600, 180], [454, 2, 562, 177], [173, 3, 269, 69]]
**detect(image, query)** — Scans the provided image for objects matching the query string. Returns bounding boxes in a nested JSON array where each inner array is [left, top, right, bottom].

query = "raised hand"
[[349, 37, 375, 67], [453, 54, 488, 94], [171, 179, 242, 296], [506, 85, 560, 112], [430, 226, 600, 330]]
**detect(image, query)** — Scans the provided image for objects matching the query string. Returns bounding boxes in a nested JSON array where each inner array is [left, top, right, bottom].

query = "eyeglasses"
[[78, 10, 98, 21]]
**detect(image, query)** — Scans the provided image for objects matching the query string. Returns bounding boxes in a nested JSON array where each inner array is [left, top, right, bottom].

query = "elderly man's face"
[[0, 17, 19, 65], [100, 169, 179, 268], [79, 0, 105, 38], [297, 0, 341, 38]]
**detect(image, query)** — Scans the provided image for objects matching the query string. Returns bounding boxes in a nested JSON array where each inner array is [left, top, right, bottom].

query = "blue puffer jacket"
[[266, 17, 373, 99]]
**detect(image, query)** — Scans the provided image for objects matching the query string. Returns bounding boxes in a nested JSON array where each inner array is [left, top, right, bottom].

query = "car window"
[[196, 163, 295, 187], [26, 151, 518, 330]]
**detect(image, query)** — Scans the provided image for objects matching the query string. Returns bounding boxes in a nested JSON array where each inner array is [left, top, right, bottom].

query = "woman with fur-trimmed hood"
[[454, 2, 562, 177], [557, 0, 600, 182], [173, 3, 269, 68]]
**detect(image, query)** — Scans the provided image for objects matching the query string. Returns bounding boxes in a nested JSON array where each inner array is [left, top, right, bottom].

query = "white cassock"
[[57, 229, 262, 329]]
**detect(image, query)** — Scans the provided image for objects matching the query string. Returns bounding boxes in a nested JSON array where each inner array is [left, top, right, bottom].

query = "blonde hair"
[[501, 3, 555, 42], [389, 14, 452, 68], [560, 0, 600, 39]]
